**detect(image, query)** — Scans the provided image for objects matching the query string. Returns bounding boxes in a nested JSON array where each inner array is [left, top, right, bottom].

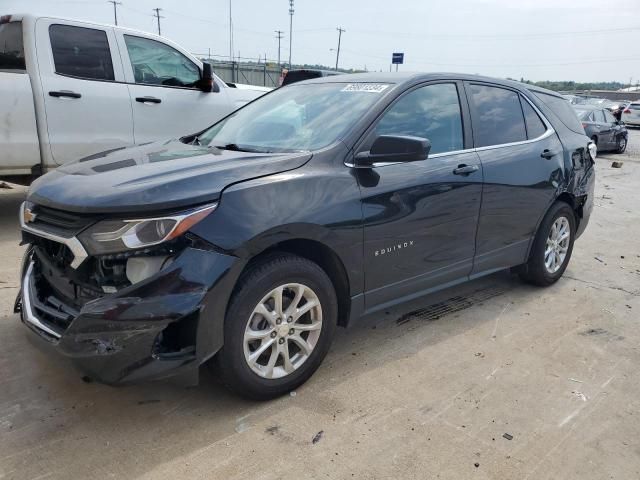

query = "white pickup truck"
[[1, 14, 269, 184]]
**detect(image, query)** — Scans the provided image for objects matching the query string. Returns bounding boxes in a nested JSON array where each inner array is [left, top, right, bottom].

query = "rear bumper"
[[19, 246, 239, 384]]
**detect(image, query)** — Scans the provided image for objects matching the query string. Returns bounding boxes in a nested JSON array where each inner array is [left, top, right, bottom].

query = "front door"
[[356, 82, 483, 312], [115, 33, 232, 144], [36, 19, 134, 164]]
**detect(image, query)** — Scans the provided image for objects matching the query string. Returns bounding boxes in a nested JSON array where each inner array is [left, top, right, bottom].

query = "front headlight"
[[78, 203, 217, 255]]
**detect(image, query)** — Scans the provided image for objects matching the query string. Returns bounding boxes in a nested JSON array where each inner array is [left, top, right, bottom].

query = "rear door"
[[357, 82, 483, 312], [466, 82, 564, 275], [0, 19, 41, 175], [115, 32, 232, 143], [36, 19, 134, 164], [594, 109, 614, 148]]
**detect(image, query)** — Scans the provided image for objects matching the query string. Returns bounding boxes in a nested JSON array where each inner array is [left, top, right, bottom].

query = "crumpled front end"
[[17, 203, 238, 384]]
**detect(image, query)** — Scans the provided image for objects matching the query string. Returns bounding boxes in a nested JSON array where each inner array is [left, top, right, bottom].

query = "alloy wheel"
[[243, 283, 322, 379], [544, 216, 570, 274]]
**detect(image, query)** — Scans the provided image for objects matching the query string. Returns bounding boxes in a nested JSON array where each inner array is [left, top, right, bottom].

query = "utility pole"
[[152, 8, 164, 36], [288, 0, 294, 68], [275, 30, 284, 67], [229, 0, 234, 62], [335, 27, 345, 71], [107, 0, 122, 26]]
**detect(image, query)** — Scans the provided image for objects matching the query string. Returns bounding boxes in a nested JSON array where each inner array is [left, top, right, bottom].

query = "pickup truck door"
[[35, 19, 134, 165], [115, 32, 233, 143]]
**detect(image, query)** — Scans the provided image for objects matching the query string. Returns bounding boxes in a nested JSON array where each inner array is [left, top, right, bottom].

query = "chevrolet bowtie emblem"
[[24, 208, 37, 223]]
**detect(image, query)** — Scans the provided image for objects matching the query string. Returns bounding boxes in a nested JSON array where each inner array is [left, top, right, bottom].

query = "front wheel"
[[520, 202, 576, 286], [215, 254, 337, 400], [615, 135, 627, 154]]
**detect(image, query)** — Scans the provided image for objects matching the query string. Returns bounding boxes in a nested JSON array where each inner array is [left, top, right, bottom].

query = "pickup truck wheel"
[[216, 254, 337, 400], [615, 135, 627, 154], [519, 202, 576, 286]]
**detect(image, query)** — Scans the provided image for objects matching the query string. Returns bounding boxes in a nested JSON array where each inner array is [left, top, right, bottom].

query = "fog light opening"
[[125, 256, 172, 285], [153, 312, 198, 360]]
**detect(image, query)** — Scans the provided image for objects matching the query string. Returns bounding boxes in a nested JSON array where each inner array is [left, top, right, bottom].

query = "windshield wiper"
[[212, 143, 270, 153]]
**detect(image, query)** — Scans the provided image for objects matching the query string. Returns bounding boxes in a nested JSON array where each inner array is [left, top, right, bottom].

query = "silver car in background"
[[622, 103, 640, 127]]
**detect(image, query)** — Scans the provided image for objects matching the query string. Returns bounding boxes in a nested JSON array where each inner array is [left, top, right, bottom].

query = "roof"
[[298, 71, 562, 97]]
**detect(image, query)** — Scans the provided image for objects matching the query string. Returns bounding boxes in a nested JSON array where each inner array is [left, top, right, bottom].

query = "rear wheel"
[[615, 135, 627, 154], [216, 253, 337, 400], [520, 202, 576, 286]]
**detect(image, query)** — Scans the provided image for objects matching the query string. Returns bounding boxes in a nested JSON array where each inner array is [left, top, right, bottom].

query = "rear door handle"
[[540, 149, 558, 159], [136, 96, 162, 104], [452, 164, 479, 175], [49, 90, 81, 99]]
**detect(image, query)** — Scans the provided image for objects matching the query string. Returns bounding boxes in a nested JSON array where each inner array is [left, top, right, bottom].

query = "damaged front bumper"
[[18, 245, 238, 384]]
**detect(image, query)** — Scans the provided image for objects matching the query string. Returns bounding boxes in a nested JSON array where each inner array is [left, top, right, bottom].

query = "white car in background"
[[0, 14, 269, 184], [621, 102, 640, 127]]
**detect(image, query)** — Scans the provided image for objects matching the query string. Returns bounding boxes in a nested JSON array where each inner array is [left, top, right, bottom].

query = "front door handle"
[[49, 90, 81, 99], [136, 96, 162, 104], [453, 164, 479, 175], [540, 149, 558, 159]]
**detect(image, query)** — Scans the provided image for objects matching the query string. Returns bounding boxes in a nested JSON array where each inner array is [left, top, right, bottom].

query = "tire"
[[519, 202, 576, 286], [215, 253, 337, 400], [615, 135, 627, 154]]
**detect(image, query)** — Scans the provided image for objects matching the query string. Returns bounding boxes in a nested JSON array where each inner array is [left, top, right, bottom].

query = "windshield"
[[197, 82, 391, 152]]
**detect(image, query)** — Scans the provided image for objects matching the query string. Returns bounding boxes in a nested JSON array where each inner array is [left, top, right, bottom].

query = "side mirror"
[[354, 135, 431, 167], [198, 63, 219, 93]]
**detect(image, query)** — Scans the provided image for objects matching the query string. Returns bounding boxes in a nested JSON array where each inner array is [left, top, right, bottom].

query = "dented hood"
[[28, 139, 312, 214]]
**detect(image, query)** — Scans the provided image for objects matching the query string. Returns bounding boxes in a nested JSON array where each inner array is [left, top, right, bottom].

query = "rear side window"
[[0, 21, 25, 70], [49, 24, 114, 81], [594, 110, 605, 123], [520, 97, 547, 139], [629, 104, 640, 110], [603, 110, 616, 123], [532, 91, 584, 134], [375, 83, 464, 155], [468, 84, 526, 147]]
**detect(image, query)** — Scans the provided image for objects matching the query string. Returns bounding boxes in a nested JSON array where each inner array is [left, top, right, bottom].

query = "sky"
[[3, 0, 640, 83]]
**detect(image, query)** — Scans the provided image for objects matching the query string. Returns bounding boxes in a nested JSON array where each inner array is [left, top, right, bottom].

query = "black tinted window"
[[521, 97, 547, 139], [49, 25, 114, 81], [0, 21, 25, 70], [468, 84, 526, 147], [376, 83, 464, 155], [532, 91, 584, 134]]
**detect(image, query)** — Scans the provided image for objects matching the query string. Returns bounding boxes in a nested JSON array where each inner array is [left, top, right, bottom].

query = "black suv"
[[17, 73, 595, 399]]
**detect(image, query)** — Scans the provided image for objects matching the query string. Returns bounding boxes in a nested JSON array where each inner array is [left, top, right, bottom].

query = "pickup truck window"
[[49, 24, 114, 81], [0, 21, 25, 71], [124, 35, 200, 88], [375, 83, 464, 155]]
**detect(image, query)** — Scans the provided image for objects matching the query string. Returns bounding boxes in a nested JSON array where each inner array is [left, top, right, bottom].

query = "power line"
[[275, 30, 284, 67], [335, 27, 345, 70], [152, 8, 164, 36], [107, 0, 122, 26]]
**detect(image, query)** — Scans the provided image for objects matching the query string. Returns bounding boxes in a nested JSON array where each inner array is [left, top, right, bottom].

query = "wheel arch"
[[234, 238, 352, 328]]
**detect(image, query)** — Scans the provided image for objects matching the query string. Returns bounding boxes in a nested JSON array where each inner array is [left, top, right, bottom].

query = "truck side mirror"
[[198, 63, 219, 93]]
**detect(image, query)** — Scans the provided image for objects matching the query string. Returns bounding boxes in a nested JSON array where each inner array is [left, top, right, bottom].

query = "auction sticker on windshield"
[[341, 83, 389, 93]]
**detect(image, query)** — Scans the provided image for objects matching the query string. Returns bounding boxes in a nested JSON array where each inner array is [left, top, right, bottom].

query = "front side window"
[[468, 84, 526, 147], [521, 97, 547, 139], [124, 35, 200, 88], [49, 24, 114, 81], [0, 21, 25, 70], [375, 83, 464, 155], [198, 82, 390, 152]]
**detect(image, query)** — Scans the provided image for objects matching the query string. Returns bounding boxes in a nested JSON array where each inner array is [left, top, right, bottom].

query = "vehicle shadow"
[[0, 264, 546, 478]]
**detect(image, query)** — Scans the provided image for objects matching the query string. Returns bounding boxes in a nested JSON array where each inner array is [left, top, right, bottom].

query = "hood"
[[28, 139, 311, 214]]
